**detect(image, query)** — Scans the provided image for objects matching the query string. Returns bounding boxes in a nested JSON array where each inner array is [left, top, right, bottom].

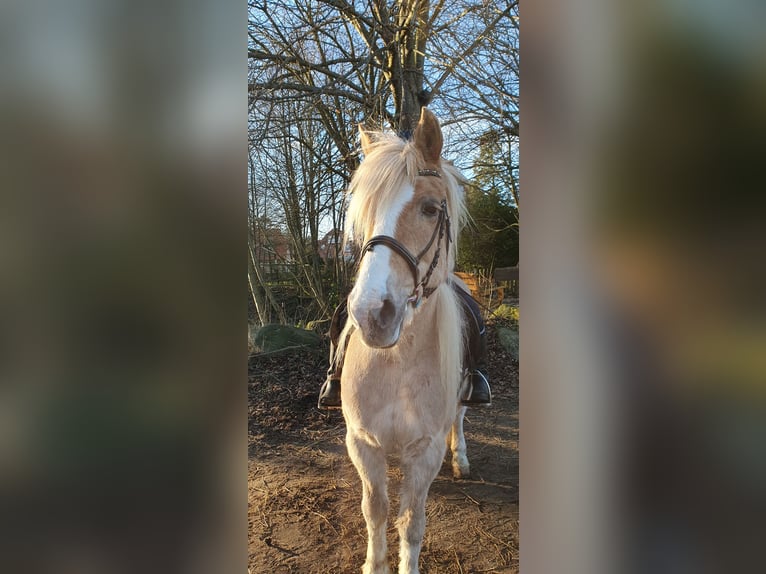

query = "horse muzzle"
[[348, 293, 406, 348]]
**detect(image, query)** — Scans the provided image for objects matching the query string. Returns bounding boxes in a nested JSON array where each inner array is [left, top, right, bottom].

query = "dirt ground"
[[248, 318, 519, 573]]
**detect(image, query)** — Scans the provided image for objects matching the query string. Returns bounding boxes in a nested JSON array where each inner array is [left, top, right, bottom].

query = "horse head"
[[346, 108, 460, 348]]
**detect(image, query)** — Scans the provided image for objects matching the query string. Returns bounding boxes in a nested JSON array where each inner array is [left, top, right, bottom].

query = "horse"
[[337, 108, 472, 574]]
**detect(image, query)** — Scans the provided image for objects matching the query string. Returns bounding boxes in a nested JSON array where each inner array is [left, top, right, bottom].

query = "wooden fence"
[[494, 266, 519, 299], [454, 265, 518, 312]]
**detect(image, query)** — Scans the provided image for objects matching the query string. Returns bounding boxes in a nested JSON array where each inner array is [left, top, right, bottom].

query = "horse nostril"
[[377, 298, 396, 329]]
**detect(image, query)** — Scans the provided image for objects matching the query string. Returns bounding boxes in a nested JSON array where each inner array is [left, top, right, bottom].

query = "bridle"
[[360, 169, 452, 308]]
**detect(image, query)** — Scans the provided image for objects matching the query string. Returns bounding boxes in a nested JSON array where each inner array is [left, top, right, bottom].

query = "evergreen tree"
[[458, 130, 519, 272]]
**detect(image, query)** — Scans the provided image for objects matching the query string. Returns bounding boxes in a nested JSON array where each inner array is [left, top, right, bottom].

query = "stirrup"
[[318, 378, 342, 409], [462, 370, 491, 406]]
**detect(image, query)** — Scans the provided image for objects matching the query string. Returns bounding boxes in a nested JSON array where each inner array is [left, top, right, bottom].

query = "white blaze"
[[348, 183, 414, 322]]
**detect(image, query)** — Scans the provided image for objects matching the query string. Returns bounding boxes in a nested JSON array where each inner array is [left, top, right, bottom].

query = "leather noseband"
[[360, 169, 452, 308]]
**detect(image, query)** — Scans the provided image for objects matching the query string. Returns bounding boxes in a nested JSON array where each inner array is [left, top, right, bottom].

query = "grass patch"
[[492, 304, 519, 325]]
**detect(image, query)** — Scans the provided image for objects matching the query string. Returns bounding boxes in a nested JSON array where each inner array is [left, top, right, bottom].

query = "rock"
[[252, 324, 322, 354], [496, 326, 519, 361]]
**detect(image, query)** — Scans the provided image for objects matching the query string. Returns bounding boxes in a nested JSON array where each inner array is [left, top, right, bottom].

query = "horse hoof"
[[362, 561, 391, 574], [452, 464, 471, 479]]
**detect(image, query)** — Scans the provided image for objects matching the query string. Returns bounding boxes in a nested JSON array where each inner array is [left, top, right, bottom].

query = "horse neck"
[[404, 288, 440, 340], [400, 281, 462, 385], [406, 282, 463, 395]]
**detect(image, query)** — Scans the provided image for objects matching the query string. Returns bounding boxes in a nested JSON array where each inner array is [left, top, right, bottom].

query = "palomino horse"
[[337, 108, 472, 574]]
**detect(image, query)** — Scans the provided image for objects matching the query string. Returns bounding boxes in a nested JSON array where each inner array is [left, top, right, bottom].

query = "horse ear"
[[413, 107, 443, 164], [358, 124, 373, 156]]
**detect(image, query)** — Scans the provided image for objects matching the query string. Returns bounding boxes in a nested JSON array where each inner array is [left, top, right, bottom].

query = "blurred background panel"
[[523, 0, 766, 573], [0, 1, 246, 573]]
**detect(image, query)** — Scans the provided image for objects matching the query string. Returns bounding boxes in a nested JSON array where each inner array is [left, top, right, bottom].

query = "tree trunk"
[[249, 239, 286, 325], [248, 247, 268, 326], [394, 0, 430, 135]]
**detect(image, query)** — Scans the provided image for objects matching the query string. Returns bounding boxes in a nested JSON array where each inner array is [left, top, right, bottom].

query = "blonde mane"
[[344, 132, 468, 261]]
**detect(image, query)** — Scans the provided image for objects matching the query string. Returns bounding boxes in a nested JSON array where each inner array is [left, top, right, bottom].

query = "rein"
[[360, 169, 452, 308]]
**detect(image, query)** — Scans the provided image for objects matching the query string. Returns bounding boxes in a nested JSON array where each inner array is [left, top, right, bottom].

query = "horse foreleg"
[[448, 406, 470, 479], [397, 436, 446, 574], [347, 431, 390, 574]]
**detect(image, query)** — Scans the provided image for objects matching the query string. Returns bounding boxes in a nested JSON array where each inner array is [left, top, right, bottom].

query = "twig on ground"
[[311, 510, 342, 537], [453, 547, 464, 574], [459, 488, 483, 508]]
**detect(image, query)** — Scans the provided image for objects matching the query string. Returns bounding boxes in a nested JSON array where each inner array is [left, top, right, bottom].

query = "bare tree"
[[249, 0, 517, 132], [248, 0, 520, 323]]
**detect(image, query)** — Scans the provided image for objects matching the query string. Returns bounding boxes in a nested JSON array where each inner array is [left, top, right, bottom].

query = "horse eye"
[[421, 202, 439, 217]]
